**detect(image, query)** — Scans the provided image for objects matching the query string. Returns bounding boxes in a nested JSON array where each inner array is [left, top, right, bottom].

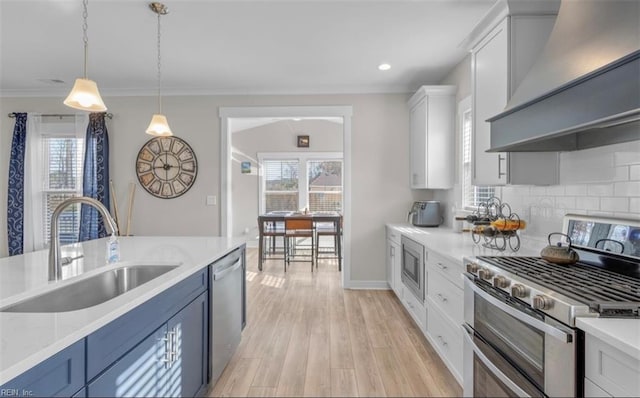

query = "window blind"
[[307, 160, 342, 212], [42, 135, 84, 245], [263, 159, 299, 212], [462, 108, 494, 209]]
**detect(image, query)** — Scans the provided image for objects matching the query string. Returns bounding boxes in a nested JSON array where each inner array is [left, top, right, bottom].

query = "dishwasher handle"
[[214, 258, 242, 281]]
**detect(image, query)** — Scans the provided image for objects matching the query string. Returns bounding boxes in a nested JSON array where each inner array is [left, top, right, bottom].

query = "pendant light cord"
[[82, 0, 89, 79], [156, 10, 162, 114]]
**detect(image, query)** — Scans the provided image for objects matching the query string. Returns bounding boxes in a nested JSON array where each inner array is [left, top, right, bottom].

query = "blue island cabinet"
[[86, 292, 208, 397], [0, 340, 85, 397], [1, 265, 212, 398]]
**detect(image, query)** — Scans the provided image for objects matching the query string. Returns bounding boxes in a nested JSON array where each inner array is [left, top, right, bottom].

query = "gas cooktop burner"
[[477, 256, 640, 317]]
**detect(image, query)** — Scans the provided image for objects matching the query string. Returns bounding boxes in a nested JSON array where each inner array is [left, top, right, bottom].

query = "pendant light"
[[146, 2, 173, 136], [64, 0, 107, 112]]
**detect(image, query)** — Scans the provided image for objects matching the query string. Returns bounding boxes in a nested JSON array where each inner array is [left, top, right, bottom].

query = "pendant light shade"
[[146, 114, 173, 136], [146, 2, 173, 136], [64, 0, 107, 112], [64, 78, 107, 111]]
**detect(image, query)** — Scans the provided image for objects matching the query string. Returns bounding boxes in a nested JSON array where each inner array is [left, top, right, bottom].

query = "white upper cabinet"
[[469, 2, 560, 186], [408, 85, 456, 189]]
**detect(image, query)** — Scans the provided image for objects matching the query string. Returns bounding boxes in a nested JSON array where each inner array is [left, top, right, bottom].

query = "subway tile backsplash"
[[500, 141, 640, 240]]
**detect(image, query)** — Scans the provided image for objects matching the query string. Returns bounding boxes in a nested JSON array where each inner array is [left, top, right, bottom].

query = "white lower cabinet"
[[401, 285, 427, 333], [585, 378, 612, 398], [425, 253, 464, 384], [428, 266, 463, 326], [584, 334, 640, 397], [426, 298, 463, 383], [386, 227, 402, 297], [385, 226, 464, 384]]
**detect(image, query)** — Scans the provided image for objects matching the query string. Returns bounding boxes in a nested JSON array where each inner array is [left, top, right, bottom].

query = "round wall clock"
[[136, 136, 198, 199]]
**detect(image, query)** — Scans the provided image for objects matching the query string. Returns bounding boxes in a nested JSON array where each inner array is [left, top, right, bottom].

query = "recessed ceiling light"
[[378, 63, 391, 71]]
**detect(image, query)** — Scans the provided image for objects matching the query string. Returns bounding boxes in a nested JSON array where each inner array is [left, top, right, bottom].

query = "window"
[[259, 153, 343, 213], [307, 160, 342, 212], [461, 99, 494, 209], [42, 134, 84, 245], [263, 159, 299, 212]]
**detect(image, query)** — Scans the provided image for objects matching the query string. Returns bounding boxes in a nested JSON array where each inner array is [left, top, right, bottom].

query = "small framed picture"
[[297, 135, 310, 148], [241, 161, 251, 174]]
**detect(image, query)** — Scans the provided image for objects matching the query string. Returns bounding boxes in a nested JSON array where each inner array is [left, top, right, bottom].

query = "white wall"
[[231, 119, 343, 242], [1, 93, 411, 284], [433, 55, 640, 240]]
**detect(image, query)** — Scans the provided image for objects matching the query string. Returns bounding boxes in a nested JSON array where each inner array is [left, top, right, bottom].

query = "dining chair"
[[284, 217, 315, 272], [258, 218, 286, 269], [315, 215, 342, 265]]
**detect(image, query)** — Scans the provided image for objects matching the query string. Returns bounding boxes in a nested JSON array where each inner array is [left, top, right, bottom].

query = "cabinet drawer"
[[427, 301, 463, 383], [585, 377, 612, 398], [386, 226, 401, 245], [87, 267, 208, 380], [427, 268, 463, 326], [425, 250, 462, 289], [0, 340, 85, 397], [585, 334, 640, 397], [402, 285, 426, 332]]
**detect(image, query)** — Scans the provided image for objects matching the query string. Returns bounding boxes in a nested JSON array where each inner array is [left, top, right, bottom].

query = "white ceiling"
[[0, 0, 494, 97]]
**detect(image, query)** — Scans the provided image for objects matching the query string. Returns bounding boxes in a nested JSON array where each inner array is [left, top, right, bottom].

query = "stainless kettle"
[[540, 233, 580, 265]]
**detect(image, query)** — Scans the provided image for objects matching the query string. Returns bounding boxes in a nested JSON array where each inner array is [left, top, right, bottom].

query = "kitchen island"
[[0, 236, 246, 396]]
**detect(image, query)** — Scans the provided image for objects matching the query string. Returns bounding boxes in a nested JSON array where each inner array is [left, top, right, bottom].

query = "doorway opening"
[[219, 106, 352, 287]]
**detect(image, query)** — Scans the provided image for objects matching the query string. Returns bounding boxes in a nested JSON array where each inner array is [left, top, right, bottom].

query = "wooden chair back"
[[285, 217, 313, 234]]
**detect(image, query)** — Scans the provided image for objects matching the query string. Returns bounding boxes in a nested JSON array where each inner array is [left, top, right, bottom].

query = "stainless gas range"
[[462, 214, 640, 397]]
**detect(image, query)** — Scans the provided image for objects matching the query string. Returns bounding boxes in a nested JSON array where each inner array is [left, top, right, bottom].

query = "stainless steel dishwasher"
[[210, 247, 244, 385]]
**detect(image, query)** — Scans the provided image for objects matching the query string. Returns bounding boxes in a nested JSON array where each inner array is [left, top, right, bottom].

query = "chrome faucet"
[[49, 196, 118, 281]]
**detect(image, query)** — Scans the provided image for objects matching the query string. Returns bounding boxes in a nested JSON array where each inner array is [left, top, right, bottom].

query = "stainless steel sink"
[[1, 265, 179, 313]]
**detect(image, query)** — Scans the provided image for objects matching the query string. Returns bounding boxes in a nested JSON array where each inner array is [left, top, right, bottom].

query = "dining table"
[[257, 211, 342, 271]]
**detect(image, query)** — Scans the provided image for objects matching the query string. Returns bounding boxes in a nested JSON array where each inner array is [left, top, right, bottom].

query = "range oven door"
[[463, 275, 578, 398], [401, 236, 424, 302]]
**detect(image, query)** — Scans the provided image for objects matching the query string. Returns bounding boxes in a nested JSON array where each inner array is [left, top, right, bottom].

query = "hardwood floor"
[[208, 248, 462, 397]]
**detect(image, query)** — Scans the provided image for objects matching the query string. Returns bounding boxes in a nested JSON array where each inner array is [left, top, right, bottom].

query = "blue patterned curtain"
[[79, 112, 110, 241], [6, 113, 27, 255]]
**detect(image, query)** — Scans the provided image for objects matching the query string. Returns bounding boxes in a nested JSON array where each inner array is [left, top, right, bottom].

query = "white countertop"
[[387, 223, 640, 360], [0, 236, 246, 384], [386, 223, 543, 264]]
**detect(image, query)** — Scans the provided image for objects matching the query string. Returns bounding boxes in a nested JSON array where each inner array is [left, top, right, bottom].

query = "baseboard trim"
[[345, 280, 391, 290]]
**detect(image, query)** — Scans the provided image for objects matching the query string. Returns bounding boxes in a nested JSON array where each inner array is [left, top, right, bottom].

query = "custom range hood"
[[488, 0, 640, 152]]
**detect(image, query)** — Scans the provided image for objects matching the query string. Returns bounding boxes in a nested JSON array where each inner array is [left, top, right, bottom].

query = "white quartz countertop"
[[386, 223, 544, 263], [0, 236, 246, 384], [386, 223, 640, 361]]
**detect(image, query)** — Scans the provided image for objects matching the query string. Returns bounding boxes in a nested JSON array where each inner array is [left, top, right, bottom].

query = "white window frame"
[[37, 120, 85, 246], [257, 152, 343, 214], [460, 96, 495, 210], [41, 133, 85, 245]]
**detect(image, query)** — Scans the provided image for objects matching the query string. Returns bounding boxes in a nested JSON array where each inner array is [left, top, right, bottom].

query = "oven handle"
[[465, 276, 572, 343], [462, 324, 533, 398]]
